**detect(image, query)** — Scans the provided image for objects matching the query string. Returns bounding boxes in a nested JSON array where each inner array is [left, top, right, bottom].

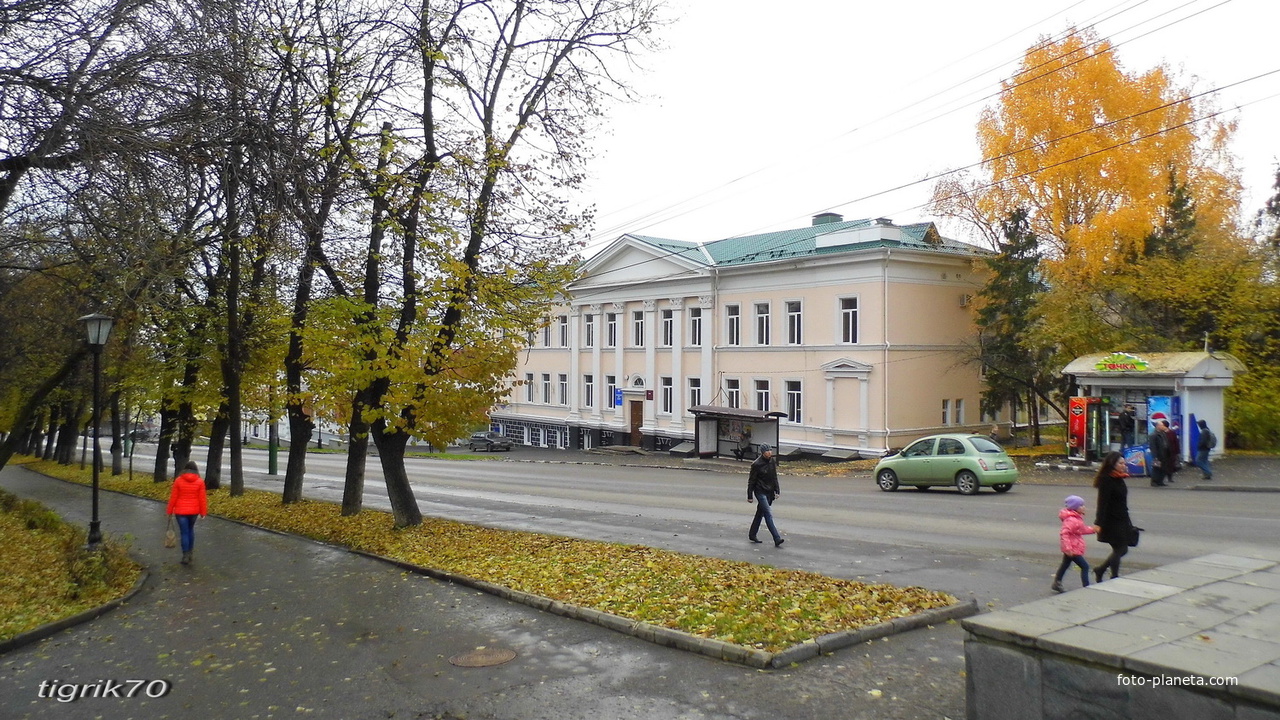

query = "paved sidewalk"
[[0, 464, 970, 720]]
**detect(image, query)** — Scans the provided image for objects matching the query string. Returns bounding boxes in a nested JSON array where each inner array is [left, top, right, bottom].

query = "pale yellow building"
[[490, 214, 996, 457]]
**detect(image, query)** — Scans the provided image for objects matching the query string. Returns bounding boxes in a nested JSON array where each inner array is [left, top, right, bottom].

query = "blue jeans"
[[175, 515, 198, 553], [1055, 554, 1091, 587], [1193, 449, 1212, 479], [749, 491, 781, 542]]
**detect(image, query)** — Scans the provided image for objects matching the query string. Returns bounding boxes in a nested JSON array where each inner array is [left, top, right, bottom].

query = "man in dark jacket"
[[747, 445, 784, 547]]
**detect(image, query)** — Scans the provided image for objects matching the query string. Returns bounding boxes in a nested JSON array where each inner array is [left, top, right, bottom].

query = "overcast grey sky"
[[581, 0, 1280, 249]]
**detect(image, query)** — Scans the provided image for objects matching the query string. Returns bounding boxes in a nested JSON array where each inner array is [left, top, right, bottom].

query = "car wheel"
[[876, 469, 899, 492], [956, 470, 980, 495], [992, 483, 1013, 493]]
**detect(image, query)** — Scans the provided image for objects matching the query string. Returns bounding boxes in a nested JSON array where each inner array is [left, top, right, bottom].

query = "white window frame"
[[785, 380, 802, 423], [955, 398, 965, 426], [558, 315, 568, 347], [786, 301, 802, 345], [584, 313, 595, 348], [583, 374, 594, 408], [542, 373, 552, 404], [660, 376, 673, 414], [726, 304, 740, 346], [688, 377, 702, 410], [661, 309, 674, 347], [942, 398, 951, 425], [606, 375, 617, 409], [632, 311, 645, 347], [525, 373, 534, 402], [840, 296, 859, 344], [755, 379, 771, 412], [755, 302, 771, 346], [688, 307, 702, 347], [725, 378, 741, 409], [542, 319, 552, 347], [606, 313, 618, 348]]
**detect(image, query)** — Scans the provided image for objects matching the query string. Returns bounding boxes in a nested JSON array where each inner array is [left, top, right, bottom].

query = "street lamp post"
[[78, 313, 114, 549]]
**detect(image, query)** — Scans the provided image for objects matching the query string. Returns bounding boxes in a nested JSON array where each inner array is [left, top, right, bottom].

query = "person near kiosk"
[[1149, 419, 1171, 487]]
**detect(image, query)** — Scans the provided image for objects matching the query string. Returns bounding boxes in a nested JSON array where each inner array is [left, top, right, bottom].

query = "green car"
[[874, 433, 1018, 495]]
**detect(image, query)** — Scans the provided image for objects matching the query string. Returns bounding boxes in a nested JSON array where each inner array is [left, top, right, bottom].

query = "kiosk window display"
[[1061, 352, 1243, 476]]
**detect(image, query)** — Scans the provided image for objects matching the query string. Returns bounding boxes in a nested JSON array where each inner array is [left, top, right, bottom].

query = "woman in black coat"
[[1093, 451, 1133, 582]]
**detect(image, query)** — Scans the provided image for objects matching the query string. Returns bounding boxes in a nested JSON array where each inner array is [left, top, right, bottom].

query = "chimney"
[[812, 212, 843, 226]]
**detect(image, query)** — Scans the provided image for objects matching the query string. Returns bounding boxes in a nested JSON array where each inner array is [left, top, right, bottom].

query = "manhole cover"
[[449, 647, 517, 667]]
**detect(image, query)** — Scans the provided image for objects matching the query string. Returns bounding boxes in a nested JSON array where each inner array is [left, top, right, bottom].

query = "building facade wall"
[[491, 241, 989, 457]]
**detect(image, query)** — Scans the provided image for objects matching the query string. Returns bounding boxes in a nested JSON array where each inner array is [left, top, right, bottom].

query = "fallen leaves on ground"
[[26, 458, 956, 652], [0, 488, 141, 642]]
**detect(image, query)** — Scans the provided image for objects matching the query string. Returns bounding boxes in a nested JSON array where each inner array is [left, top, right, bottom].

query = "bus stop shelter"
[[687, 405, 787, 459]]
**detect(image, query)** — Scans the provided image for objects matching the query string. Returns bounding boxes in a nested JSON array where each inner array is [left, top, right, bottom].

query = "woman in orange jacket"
[[166, 461, 208, 565]]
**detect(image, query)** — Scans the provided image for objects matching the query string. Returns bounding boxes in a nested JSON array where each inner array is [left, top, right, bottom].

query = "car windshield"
[[969, 436, 1003, 453]]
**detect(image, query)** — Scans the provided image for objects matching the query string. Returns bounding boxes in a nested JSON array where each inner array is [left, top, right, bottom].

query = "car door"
[[898, 438, 937, 482], [933, 437, 968, 483]]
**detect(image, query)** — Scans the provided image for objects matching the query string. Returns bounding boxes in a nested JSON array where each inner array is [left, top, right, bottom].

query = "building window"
[[755, 379, 771, 411], [726, 304, 740, 346], [584, 374, 594, 408], [558, 373, 568, 405], [606, 313, 617, 347], [689, 307, 702, 346], [942, 398, 951, 425], [661, 309, 674, 347], [584, 313, 595, 348], [542, 373, 552, 404], [558, 315, 569, 347], [606, 375, 617, 409], [525, 373, 534, 402], [755, 303, 770, 345], [840, 297, 858, 344], [725, 378, 741, 409], [786, 301, 802, 345], [660, 376, 673, 414], [632, 311, 645, 347], [688, 377, 702, 409], [955, 398, 965, 425], [786, 380, 802, 423], [542, 319, 552, 347]]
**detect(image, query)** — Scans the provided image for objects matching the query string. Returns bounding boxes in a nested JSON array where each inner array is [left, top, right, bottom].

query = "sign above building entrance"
[[1094, 352, 1149, 372]]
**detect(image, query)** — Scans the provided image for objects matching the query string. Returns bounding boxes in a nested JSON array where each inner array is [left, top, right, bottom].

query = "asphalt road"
[[128, 445, 1280, 611]]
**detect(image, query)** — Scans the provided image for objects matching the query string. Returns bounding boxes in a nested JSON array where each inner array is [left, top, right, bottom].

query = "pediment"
[[821, 358, 874, 376], [571, 235, 708, 289]]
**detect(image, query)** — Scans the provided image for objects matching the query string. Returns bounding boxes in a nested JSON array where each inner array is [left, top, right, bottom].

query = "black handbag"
[[1128, 526, 1144, 547]]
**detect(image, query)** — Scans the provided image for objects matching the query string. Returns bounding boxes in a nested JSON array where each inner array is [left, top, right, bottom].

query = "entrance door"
[[629, 400, 643, 446]]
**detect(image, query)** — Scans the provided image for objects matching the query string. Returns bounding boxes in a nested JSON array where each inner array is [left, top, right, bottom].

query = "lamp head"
[[78, 313, 114, 347]]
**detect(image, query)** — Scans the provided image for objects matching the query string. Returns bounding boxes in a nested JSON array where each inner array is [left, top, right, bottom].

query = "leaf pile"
[[0, 488, 141, 642], [27, 459, 956, 652]]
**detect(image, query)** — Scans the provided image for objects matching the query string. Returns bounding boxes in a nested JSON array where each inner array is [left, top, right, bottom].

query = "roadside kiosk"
[[687, 405, 787, 459], [1060, 351, 1244, 475]]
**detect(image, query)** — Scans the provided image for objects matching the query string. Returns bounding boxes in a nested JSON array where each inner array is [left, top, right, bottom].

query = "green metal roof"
[[618, 219, 987, 272]]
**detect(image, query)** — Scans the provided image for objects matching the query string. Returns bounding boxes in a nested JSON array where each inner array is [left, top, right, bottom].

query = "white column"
[[643, 299, 657, 429], [668, 298, 685, 430], [589, 304, 603, 422], [567, 306, 581, 422], [826, 376, 836, 430], [699, 296, 714, 405], [612, 302, 625, 424]]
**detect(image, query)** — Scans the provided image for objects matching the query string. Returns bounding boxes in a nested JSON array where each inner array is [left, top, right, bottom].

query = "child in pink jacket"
[[1052, 495, 1100, 593]]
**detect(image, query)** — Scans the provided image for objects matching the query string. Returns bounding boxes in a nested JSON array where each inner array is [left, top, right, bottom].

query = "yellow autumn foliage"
[[935, 26, 1240, 282]]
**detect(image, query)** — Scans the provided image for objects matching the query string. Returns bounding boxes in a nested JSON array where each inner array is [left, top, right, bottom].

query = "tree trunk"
[[56, 398, 84, 465], [109, 391, 123, 475], [372, 419, 421, 528], [155, 406, 176, 482], [341, 422, 368, 516], [282, 406, 312, 503], [40, 405, 57, 459], [206, 404, 230, 490]]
